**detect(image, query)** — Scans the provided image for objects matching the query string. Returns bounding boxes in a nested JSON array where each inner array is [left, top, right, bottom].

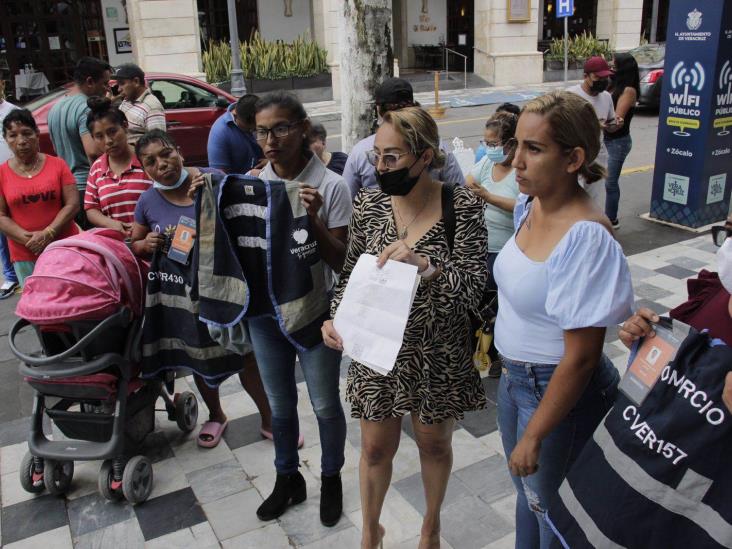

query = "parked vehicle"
[[26, 73, 236, 166], [629, 43, 665, 109]]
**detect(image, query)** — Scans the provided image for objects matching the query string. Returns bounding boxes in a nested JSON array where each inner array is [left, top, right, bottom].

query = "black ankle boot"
[[320, 473, 343, 527], [256, 471, 307, 520]]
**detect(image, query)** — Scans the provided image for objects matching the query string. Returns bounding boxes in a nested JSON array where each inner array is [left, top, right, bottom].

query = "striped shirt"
[[119, 88, 166, 144], [84, 154, 152, 224]]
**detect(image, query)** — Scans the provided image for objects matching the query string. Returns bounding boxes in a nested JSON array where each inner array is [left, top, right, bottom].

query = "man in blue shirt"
[[207, 94, 264, 174]]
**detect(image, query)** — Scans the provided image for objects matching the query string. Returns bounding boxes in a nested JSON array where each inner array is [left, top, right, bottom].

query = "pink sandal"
[[260, 428, 305, 449], [198, 420, 228, 448]]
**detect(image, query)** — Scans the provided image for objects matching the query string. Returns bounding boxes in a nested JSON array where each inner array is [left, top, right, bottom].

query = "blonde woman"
[[492, 91, 634, 548], [322, 107, 487, 549]]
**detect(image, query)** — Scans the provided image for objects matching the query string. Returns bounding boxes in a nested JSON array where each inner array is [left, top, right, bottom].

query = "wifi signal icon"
[[716, 60, 732, 136], [671, 60, 706, 92], [720, 60, 732, 91]]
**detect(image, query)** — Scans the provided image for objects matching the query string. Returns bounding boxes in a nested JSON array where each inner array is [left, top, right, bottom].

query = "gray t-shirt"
[[47, 92, 91, 190], [342, 132, 466, 199], [566, 84, 615, 125], [258, 154, 352, 289], [567, 83, 612, 168]]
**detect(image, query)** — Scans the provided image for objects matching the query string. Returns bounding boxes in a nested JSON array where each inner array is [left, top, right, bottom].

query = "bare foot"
[[361, 523, 385, 549], [418, 524, 441, 549]]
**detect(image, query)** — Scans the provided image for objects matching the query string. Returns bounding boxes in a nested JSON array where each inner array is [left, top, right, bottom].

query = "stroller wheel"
[[122, 455, 153, 504], [44, 459, 74, 496], [175, 391, 198, 433], [19, 451, 45, 494], [98, 460, 124, 501]]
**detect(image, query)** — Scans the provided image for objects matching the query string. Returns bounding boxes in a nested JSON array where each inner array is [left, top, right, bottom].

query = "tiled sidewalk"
[[0, 234, 718, 548]]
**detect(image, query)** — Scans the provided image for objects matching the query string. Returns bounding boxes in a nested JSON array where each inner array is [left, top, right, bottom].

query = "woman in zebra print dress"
[[323, 107, 488, 549]]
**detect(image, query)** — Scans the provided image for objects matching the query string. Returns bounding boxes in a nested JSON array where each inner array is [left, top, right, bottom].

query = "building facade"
[[1, 0, 653, 101]]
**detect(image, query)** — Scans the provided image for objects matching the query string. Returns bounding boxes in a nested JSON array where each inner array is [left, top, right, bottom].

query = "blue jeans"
[[497, 354, 619, 549], [247, 315, 346, 477], [604, 135, 633, 221], [0, 234, 17, 284]]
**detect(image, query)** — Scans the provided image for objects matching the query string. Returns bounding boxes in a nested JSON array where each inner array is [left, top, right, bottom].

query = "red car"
[[26, 73, 236, 166]]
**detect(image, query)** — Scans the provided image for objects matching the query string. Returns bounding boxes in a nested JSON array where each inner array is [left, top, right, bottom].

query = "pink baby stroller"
[[9, 229, 198, 504]]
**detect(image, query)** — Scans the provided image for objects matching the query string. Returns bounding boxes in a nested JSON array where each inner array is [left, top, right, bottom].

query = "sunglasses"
[[366, 150, 414, 169], [712, 225, 732, 247]]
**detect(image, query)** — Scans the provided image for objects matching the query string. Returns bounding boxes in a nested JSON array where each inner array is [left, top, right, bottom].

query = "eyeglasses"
[[479, 140, 503, 148], [366, 150, 413, 169], [712, 225, 732, 247], [254, 121, 302, 142]]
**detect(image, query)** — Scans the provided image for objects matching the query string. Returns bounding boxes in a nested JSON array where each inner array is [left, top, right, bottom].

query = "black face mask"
[[375, 157, 425, 196], [590, 79, 609, 93]]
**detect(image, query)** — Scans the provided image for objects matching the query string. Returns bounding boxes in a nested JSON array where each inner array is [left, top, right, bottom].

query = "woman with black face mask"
[[322, 106, 488, 549]]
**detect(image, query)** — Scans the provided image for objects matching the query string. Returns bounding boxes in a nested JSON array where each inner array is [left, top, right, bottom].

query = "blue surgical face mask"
[[475, 143, 487, 163], [153, 168, 188, 191], [484, 146, 508, 164]]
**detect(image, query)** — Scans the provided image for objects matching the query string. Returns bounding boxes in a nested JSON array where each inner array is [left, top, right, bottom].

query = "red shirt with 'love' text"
[[0, 155, 79, 262]]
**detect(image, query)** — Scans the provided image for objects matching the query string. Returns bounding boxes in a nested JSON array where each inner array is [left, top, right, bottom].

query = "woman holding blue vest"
[[493, 91, 634, 549], [247, 92, 351, 527]]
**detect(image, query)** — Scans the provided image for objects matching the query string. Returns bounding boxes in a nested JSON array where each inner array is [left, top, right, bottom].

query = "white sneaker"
[[0, 280, 19, 300]]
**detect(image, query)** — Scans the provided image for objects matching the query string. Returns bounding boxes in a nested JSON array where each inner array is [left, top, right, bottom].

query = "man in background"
[[116, 63, 166, 144], [207, 94, 264, 174], [567, 56, 622, 213], [342, 78, 465, 199], [48, 56, 112, 227]]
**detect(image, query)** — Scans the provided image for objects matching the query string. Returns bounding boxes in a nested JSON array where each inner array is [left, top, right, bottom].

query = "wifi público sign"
[[714, 60, 732, 136], [650, 0, 732, 229], [667, 61, 705, 136]]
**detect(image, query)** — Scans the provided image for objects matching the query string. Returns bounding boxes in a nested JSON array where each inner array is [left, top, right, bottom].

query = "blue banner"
[[650, 0, 732, 228]]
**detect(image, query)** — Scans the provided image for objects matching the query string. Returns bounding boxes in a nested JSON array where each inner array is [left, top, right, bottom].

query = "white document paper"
[[333, 254, 420, 375]]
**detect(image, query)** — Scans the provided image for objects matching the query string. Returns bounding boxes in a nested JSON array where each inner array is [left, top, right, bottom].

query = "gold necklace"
[[393, 185, 432, 240], [16, 156, 40, 179]]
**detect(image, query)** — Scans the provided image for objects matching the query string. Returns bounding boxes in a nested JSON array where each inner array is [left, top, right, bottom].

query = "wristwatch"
[[418, 256, 437, 279]]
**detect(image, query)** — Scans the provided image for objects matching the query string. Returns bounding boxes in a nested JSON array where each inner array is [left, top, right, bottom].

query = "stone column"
[[595, 0, 643, 51], [127, 0, 204, 79], [312, 0, 343, 100], [473, 0, 543, 87]]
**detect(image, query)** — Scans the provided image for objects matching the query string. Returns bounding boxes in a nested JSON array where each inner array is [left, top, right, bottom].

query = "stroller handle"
[[18, 350, 130, 380], [9, 308, 132, 366]]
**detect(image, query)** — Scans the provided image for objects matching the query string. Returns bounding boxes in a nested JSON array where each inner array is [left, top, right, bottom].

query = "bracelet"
[[45, 227, 56, 240]]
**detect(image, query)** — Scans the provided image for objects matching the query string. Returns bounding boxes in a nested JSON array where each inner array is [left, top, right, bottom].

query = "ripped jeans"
[[497, 355, 619, 549]]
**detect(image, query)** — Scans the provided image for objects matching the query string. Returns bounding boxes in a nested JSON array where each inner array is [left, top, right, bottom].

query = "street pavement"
[[0, 233, 721, 548], [0, 82, 729, 548]]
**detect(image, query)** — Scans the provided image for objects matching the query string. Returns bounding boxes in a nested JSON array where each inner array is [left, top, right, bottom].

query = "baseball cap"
[[115, 63, 145, 81], [374, 78, 414, 104], [583, 56, 614, 77]]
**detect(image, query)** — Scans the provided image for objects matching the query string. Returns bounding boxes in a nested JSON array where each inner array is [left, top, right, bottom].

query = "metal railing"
[[444, 47, 468, 89]]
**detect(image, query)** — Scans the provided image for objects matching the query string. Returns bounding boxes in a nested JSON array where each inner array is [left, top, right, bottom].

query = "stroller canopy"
[[16, 229, 146, 324]]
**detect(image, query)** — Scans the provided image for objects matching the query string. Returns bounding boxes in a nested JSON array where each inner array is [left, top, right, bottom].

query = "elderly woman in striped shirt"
[[84, 97, 152, 237]]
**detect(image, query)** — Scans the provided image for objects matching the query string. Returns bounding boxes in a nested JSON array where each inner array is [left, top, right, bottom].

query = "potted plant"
[[202, 31, 330, 92], [544, 37, 570, 71]]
